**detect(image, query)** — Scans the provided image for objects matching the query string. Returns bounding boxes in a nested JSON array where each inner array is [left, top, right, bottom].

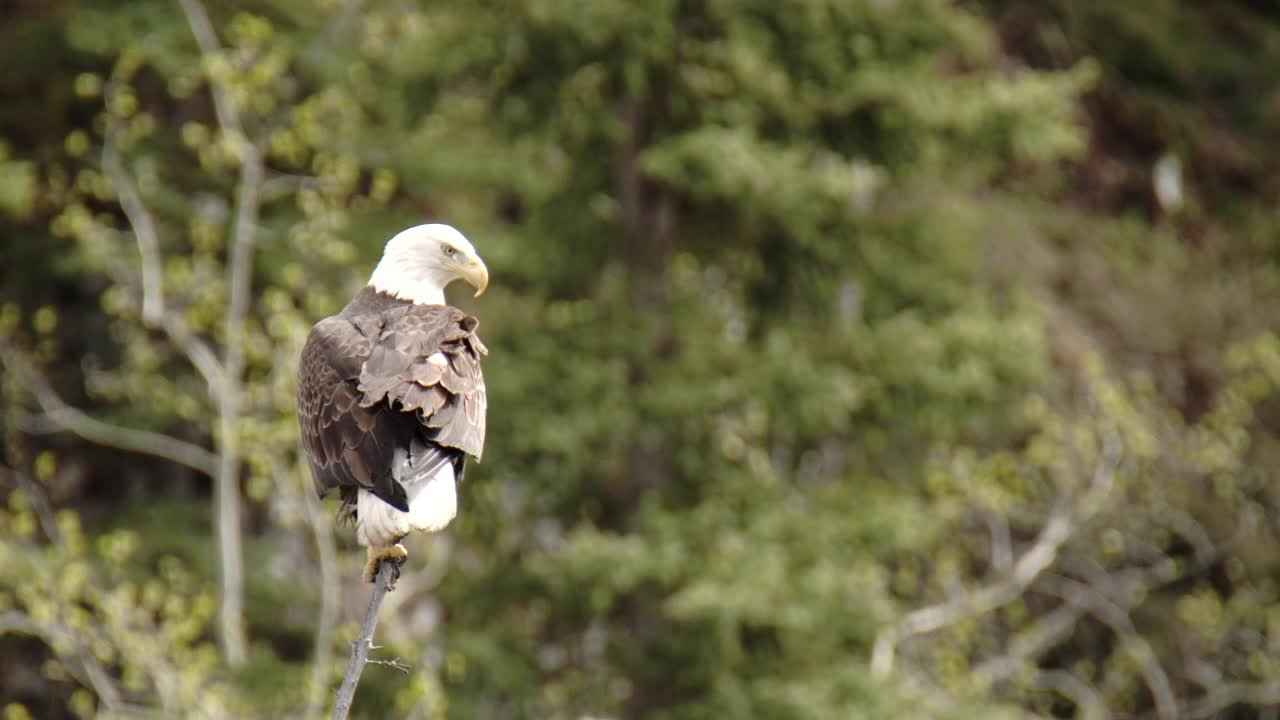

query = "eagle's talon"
[[364, 543, 409, 587]]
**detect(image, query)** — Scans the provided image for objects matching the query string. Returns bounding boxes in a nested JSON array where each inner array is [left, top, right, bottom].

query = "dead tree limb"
[[331, 560, 398, 720]]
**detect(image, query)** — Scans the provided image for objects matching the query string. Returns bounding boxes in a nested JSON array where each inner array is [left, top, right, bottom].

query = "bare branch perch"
[[331, 560, 398, 720]]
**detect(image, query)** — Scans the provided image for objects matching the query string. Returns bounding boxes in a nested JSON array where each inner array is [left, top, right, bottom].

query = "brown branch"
[[331, 560, 398, 720]]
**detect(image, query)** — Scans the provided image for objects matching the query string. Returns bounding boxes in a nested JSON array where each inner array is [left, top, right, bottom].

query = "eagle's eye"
[[442, 244, 457, 259]]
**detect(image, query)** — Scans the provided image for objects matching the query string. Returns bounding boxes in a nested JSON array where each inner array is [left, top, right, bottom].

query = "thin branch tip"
[[330, 560, 398, 720]]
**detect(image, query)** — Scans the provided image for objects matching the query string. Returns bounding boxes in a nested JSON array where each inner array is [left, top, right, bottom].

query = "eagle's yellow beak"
[[460, 257, 489, 298]]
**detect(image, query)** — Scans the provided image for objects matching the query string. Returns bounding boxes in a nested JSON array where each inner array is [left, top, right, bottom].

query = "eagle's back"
[[297, 287, 487, 510]]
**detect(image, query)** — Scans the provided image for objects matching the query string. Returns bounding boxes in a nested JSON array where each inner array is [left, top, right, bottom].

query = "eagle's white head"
[[368, 224, 489, 305]]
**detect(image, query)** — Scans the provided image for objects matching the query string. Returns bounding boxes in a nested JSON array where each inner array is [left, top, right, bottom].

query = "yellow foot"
[[363, 543, 408, 587]]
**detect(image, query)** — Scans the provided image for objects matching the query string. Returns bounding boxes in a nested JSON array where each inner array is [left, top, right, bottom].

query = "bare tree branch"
[[973, 602, 1085, 684], [176, 0, 244, 141], [870, 433, 1121, 680], [101, 130, 163, 328], [1162, 506, 1216, 568], [1041, 574, 1178, 720], [975, 552, 1189, 689], [0, 611, 142, 718], [1, 466, 62, 543], [88, 111, 241, 678], [984, 509, 1013, 575], [0, 348, 219, 477], [331, 560, 397, 720], [1, 367, 64, 542], [1033, 670, 1111, 720], [176, 0, 267, 669], [1185, 682, 1280, 719], [101, 83, 225, 397]]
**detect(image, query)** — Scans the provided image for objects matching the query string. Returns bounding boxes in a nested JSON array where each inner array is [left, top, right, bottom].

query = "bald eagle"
[[297, 224, 488, 583]]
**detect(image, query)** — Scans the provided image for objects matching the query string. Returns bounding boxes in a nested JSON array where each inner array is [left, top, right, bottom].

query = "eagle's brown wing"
[[297, 301, 486, 512], [356, 304, 486, 465]]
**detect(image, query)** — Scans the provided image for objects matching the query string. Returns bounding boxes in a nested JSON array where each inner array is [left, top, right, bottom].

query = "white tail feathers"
[[355, 442, 458, 547]]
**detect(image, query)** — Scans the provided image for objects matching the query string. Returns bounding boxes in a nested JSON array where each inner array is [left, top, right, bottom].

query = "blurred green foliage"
[[2, 1, 1280, 719]]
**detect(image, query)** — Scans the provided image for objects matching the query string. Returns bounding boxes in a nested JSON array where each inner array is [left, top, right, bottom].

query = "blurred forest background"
[[3, 1, 1280, 718]]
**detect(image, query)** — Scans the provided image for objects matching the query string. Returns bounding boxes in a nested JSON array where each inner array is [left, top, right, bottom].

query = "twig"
[[331, 560, 397, 720], [367, 657, 412, 673]]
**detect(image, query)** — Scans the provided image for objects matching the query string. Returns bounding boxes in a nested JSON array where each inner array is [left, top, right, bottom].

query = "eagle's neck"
[[368, 255, 448, 305]]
